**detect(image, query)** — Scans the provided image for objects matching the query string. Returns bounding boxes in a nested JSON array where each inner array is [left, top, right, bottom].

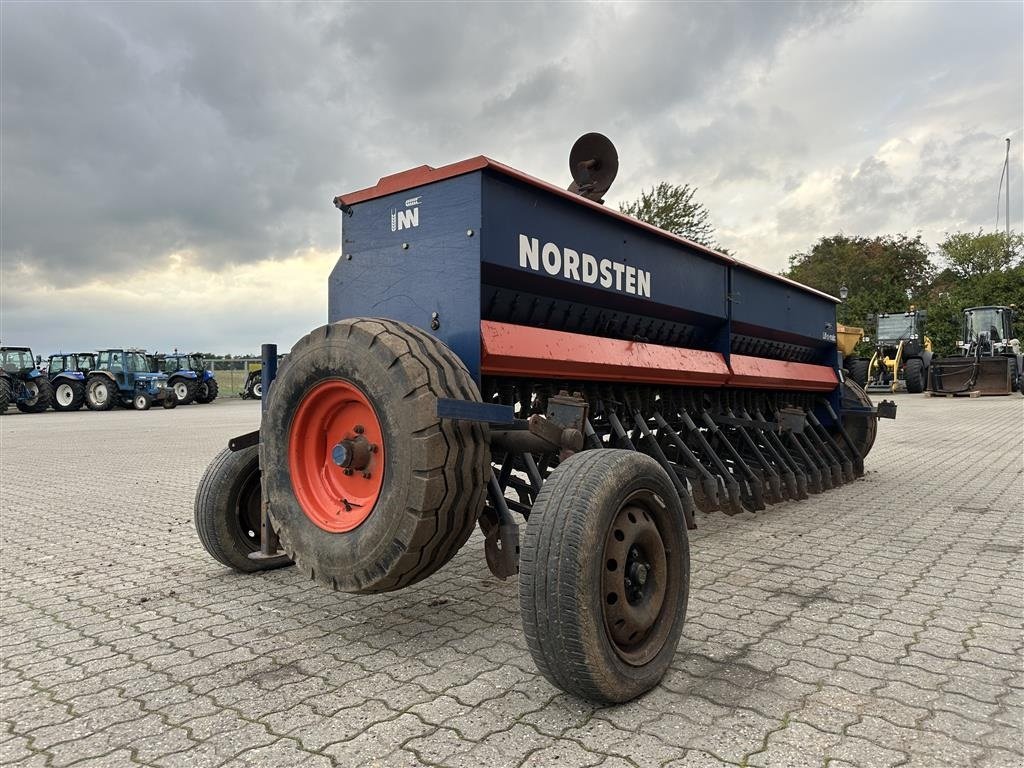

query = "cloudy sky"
[[2, 1, 1021, 355]]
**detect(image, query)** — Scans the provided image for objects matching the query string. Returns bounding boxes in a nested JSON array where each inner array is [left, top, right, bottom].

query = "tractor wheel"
[[170, 377, 198, 405], [84, 376, 117, 411], [262, 318, 488, 594], [904, 358, 925, 394], [195, 445, 290, 573], [1009, 358, 1019, 392], [195, 378, 219, 404], [133, 392, 153, 411], [162, 394, 177, 409], [252, 380, 262, 399], [837, 379, 877, 460], [848, 359, 869, 388], [52, 380, 85, 411], [520, 450, 690, 703], [0, 377, 11, 412], [16, 378, 53, 413]]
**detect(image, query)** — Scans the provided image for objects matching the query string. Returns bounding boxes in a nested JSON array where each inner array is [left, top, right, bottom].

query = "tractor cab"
[[959, 306, 1016, 355], [865, 309, 933, 393], [0, 346, 53, 413]]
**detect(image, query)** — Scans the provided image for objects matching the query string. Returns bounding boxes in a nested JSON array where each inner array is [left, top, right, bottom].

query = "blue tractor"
[[152, 353, 218, 405], [47, 352, 96, 412], [0, 346, 53, 413], [84, 349, 177, 411]]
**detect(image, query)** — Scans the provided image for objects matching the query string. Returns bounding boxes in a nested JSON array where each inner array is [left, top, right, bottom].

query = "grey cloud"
[[1, 1, 1020, 354]]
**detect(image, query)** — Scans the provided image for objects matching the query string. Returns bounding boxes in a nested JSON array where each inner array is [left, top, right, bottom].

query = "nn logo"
[[391, 196, 421, 232]]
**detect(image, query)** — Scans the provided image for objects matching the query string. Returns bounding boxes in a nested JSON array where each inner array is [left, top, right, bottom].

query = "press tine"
[[653, 411, 721, 512], [677, 409, 744, 515], [631, 409, 696, 530]]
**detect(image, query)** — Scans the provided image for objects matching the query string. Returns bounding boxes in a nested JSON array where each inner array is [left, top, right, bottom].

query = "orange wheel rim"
[[288, 379, 385, 533]]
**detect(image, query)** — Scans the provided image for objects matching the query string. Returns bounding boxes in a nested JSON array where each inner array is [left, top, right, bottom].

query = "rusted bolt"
[[369, 444, 378, 453], [362, 471, 372, 479], [354, 425, 364, 434], [344, 468, 354, 476]]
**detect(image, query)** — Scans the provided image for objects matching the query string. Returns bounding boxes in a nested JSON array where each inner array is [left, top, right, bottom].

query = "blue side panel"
[[731, 265, 837, 363], [328, 173, 483, 378], [480, 173, 728, 328]]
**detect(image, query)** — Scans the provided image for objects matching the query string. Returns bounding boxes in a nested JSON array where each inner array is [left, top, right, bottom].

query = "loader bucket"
[[930, 356, 1012, 396]]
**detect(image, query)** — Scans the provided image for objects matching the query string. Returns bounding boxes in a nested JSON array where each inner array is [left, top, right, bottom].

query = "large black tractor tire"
[[195, 378, 219, 404], [84, 376, 117, 411], [16, 378, 53, 413], [263, 318, 488, 594], [169, 377, 199, 405], [195, 445, 290, 573], [0, 376, 12, 413], [848, 359, 869, 388], [838, 379, 877, 460], [904, 358, 925, 394], [52, 379, 86, 411], [520, 450, 690, 703], [1009, 358, 1019, 392], [162, 394, 178, 409]]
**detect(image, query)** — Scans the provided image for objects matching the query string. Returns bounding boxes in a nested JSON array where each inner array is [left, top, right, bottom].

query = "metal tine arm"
[[629, 410, 697, 530], [806, 410, 855, 482], [747, 406, 808, 500], [652, 411, 721, 511], [698, 410, 765, 512]]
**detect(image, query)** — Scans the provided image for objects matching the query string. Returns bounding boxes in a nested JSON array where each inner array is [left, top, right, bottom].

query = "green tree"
[[784, 234, 934, 333], [619, 182, 720, 249], [938, 230, 1023, 280]]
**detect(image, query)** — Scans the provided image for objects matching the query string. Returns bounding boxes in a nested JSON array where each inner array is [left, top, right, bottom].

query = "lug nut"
[[362, 471, 372, 479], [369, 444, 378, 453], [354, 425, 364, 434], [344, 468, 353, 476]]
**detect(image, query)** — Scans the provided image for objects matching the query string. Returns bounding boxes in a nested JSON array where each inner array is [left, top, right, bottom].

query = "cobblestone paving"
[[2, 394, 1022, 767]]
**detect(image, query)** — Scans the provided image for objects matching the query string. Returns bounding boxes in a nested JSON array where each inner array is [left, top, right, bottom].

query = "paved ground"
[[1, 394, 1022, 768]]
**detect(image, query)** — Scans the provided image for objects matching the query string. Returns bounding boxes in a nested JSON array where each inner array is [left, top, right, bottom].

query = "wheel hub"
[[602, 503, 668, 665], [57, 384, 73, 406], [288, 379, 385, 533]]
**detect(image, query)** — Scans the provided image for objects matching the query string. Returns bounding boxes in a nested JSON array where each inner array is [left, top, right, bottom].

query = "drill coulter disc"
[[262, 318, 489, 594], [837, 378, 877, 459]]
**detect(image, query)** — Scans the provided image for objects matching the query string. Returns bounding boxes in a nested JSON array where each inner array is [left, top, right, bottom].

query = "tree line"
[[620, 183, 1024, 357]]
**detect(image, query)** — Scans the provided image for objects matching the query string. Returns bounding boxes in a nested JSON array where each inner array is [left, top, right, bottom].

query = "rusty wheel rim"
[[602, 497, 670, 666], [288, 379, 385, 533]]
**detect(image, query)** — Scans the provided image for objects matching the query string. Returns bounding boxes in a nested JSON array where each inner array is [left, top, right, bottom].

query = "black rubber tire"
[[0, 376, 10, 413], [848, 359, 869, 388], [195, 445, 289, 573], [169, 376, 198, 405], [133, 392, 153, 411], [162, 394, 177, 409], [252, 380, 262, 399], [195, 378, 219, 404], [838, 379, 877, 460], [263, 319, 488, 594], [52, 379, 85, 411], [16, 378, 53, 413], [1009, 358, 1019, 392], [84, 375, 117, 411], [904, 358, 925, 393], [519, 449, 690, 704]]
